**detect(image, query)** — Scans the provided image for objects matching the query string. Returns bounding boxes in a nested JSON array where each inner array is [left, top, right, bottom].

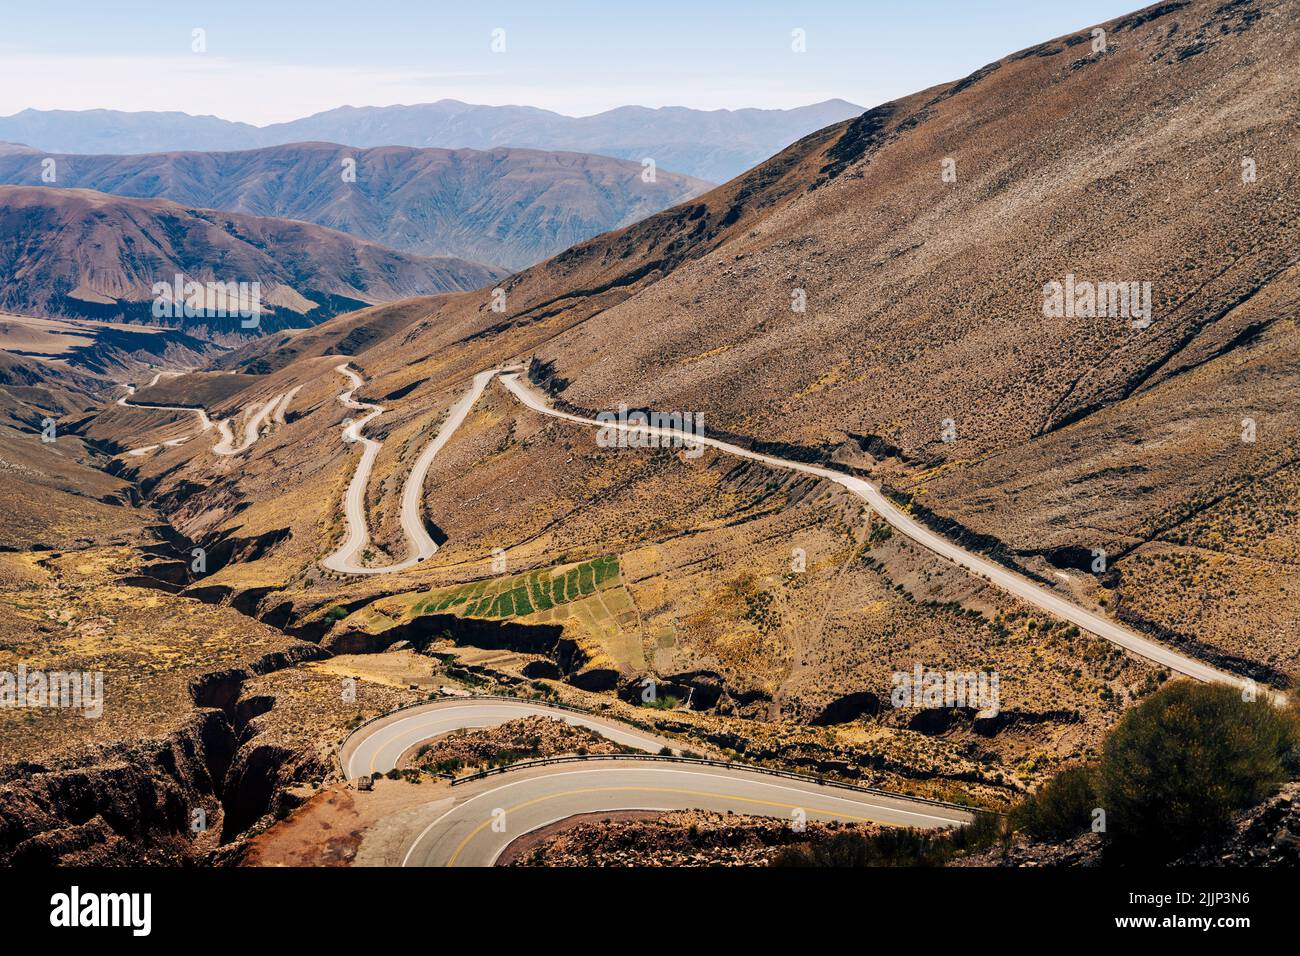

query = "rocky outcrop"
[[412, 715, 630, 775], [0, 711, 231, 866], [219, 741, 319, 841], [950, 831, 1104, 868], [956, 783, 1300, 867], [1178, 782, 1300, 866]]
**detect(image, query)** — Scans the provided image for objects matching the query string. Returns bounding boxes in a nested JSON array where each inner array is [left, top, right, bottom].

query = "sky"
[[0, 1, 1142, 123]]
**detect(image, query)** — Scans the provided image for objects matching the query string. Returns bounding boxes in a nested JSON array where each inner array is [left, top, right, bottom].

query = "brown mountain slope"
[[0, 144, 714, 271], [0, 186, 501, 335], [187, 0, 1297, 674], [402, 0, 1293, 637]]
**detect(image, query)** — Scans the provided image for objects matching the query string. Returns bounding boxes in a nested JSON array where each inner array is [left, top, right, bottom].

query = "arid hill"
[[92, 0, 1295, 704], [0, 144, 713, 271], [0, 185, 501, 335]]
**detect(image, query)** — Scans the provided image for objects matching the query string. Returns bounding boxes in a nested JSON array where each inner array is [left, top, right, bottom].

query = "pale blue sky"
[[0, 1, 1141, 122]]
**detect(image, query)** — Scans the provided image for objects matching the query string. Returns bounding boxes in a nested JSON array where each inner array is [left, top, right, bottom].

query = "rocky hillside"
[[956, 781, 1300, 867], [1178, 781, 1300, 866], [13, 1, 1298, 858], [0, 144, 712, 271], [410, 715, 630, 774]]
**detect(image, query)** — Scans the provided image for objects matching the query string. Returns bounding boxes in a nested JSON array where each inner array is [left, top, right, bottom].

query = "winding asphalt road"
[[338, 697, 972, 866], [340, 697, 675, 778], [401, 760, 973, 866], [114, 357, 1273, 865], [312, 360, 1274, 863]]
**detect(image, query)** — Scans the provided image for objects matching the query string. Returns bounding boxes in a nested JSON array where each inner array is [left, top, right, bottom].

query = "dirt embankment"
[[408, 715, 632, 774], [0, 710, 232, 865], [504, 808, 882, 867]]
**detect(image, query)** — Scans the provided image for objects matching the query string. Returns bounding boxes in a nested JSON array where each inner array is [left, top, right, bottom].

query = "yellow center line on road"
[[367, 724, 443, 775], [446, 785, 914, 866]]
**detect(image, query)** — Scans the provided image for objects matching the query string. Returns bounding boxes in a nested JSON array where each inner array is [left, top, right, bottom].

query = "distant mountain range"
[[0, 185, 501, 335], [0, 99, 864, 183], [0, 142, 711, 272]]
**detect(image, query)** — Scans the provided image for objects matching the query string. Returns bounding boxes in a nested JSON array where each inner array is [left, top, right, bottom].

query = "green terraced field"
[[404, 554, 620, 621]]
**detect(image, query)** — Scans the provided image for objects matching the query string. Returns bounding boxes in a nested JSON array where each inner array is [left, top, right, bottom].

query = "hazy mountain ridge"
[[0, 99, 864, 183]]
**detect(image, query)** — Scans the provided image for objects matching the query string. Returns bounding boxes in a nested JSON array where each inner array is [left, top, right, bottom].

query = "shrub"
[[643, 694, 680, 710], [1096, 680, 1298, 861], [773, 829, 934, 867], [1012, 764, 1099, 841]]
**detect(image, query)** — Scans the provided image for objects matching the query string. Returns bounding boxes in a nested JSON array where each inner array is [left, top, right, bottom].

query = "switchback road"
[[401, 760, 974, 866]]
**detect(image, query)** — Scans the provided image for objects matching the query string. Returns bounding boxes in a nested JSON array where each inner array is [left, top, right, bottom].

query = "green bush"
[[322, 605, 349, 623], [1096, 680, 1298, 861], [643, 694, 680, 711], [1012, 764, 1099, 841]]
